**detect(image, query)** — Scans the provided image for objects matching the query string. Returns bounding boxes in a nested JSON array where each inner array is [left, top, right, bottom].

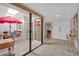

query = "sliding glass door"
[[0, 4, 30, 56], [31, 14, 42, 50], [0, 4, 43, 56]]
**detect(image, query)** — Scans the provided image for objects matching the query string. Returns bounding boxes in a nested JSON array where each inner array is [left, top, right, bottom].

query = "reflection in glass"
[[31, 14, 41, 49]]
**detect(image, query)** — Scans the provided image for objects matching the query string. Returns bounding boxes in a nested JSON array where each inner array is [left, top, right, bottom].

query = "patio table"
[[0, 39, 13, 50], [0, 39, 14, 55]]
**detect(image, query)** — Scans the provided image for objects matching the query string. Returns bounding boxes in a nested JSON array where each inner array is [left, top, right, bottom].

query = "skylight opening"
[[6, 8, 18, 17], [8, 8, 18, 15]]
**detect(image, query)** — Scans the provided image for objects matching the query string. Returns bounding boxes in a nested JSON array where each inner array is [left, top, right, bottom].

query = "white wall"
[[52, 19, 71, 40], [0, 5, 8, 17]]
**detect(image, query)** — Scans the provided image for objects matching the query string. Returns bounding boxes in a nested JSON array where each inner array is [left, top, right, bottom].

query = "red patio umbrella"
[[0, 18, 7, 23], [0, 16, 22, 32], [3, 16, 22, 24]]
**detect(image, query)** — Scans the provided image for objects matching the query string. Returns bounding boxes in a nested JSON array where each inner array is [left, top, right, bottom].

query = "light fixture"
[[8, 8, 18, 15], [6, 8, 18, 17], [56, 14, 60, 17]]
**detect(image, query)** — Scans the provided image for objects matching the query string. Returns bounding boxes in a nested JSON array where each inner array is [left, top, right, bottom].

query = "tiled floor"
[[14, 39, 41, 56], [0, 38, 78, 56], [0, 39, 41, 56], [27, 39, 79, 56]]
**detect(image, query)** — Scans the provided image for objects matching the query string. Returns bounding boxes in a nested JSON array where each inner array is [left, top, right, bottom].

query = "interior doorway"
[[45, 23, 52, 39]]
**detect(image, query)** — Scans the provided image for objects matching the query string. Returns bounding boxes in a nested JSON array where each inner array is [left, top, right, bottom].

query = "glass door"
[[14, 12, 29, 56], [31, 14, 42, 50], [0, 5, 29, 56]]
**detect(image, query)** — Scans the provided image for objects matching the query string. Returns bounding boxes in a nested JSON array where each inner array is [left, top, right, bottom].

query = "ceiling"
[[0, 4, 25, 19], [23, 3, 79, 22]]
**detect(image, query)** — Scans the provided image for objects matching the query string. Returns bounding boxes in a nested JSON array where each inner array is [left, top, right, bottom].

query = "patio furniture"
[[13, 31, 22, 41], [0, 39, 14, 55]]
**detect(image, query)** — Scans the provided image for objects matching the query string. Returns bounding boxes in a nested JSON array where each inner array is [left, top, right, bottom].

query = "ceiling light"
[[56, 14, 60, 17], [8, 8, 18, 15], [6, 8, 18, 17]]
